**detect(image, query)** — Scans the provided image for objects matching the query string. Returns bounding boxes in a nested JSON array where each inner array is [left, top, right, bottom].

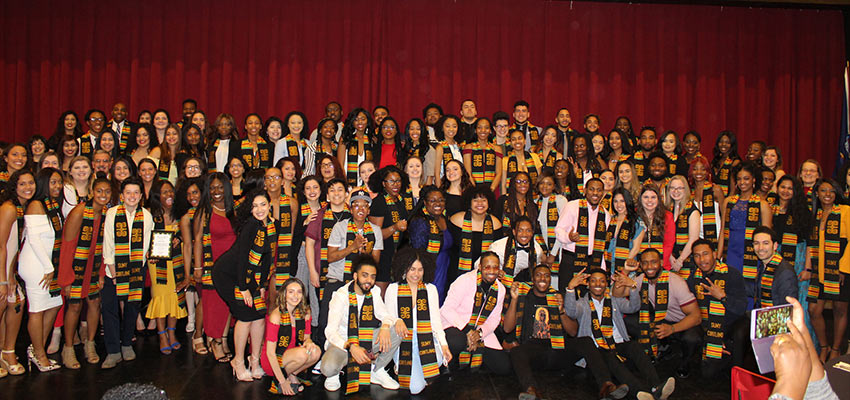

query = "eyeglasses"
[[264, 175, 283, 181], [89, 118, 104, 122], [514, 179, 529, 185], [186, 165, 201, 171], [668, 186, 685, 192]]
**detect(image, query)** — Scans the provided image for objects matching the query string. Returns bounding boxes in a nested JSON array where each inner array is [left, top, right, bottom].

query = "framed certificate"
[[149, 230, 174, 259]]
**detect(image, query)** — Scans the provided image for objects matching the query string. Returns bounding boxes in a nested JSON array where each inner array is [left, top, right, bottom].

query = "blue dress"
[[409, 217, 453, 303], [727, 200, 753, 309]]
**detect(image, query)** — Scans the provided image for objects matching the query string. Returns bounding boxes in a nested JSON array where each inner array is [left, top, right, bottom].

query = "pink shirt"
[[555, 199, 611, 268], [440, 270, 506, 350], [261, 314, 312, 376]]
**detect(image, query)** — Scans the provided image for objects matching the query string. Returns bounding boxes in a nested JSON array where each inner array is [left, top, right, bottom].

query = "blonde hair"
[[665, 175, 692, 219], [64, 155, 94, 191]]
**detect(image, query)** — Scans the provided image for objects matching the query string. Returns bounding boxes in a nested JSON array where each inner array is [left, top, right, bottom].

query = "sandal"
[[829, 347, 841, 362], [62, 346, 80, 370], [211, 338, 232, 363], [84, 340, 100, 364], [819, 345, 830, 363], [166, 327, 181, 350], [192, 336, 208, 355], [157, 331, 172, 355], [0, 350, 25, 375]]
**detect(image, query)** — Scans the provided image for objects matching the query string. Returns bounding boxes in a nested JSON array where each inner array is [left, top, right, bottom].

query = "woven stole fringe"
[[70, 201, 104, 300], [114, 205, 145, 302], [397, 283, 439, 389], [345, 286, 377, 394], [693, 264, 727, 359], [458, 211, 494, 272], [638, 271, 669, 357], [808, 208, 843, 300]]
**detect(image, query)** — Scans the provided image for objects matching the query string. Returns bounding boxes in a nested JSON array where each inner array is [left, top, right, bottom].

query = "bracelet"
[[0, 281, 7, 285], [193, 268, 203, 271]]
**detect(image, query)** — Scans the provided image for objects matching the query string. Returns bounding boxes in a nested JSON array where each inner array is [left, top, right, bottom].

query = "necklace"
[[212, 204, 226, 212]]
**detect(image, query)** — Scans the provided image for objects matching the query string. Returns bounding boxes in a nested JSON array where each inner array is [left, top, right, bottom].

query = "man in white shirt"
[[486, 216, 546, 290], [555, 178, 611, 291], [321, 257, 400, 393], [100, 177, 153, 369], [108, 102, 132, 152]]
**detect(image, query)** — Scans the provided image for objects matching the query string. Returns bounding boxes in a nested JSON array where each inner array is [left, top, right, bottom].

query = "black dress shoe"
[[676, 364, 690, 379]]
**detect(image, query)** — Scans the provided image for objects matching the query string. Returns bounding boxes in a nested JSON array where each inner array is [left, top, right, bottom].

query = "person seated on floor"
[[487, 216, 546, 292], [262, 278, 321, 396], [384, 247, 452, 395], [565, 267, 675, 400], [440, 251, 511, 375], [686, 238, 749, 379], [623, 248, 702, 376], [320, 256, 401, 393], [506, 264, 629, 400]]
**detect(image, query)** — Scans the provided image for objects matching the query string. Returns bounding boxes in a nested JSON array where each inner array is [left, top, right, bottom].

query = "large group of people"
[[0, 98, 844, 400]]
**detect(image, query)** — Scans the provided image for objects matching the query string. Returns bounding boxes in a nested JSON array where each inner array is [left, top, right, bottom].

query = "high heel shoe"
[[26, 348, 60, 372], [231, 358, 253, 382], [0, 350, 25, 375], [84, 340, 100, 364], [157, 331, 172, 355], [166, 327, 181, 350], [26, 345, 58, 367], [62, 345, 80, 369], [248, 355, 264, 380]]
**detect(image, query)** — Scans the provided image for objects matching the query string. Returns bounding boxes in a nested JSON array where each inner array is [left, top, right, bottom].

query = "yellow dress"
[[146, 221, 188, 319]]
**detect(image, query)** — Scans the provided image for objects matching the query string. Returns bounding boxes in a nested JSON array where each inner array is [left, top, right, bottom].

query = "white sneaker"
[[371, 368, 399, 390], [324, 374, 341, 391], [312, 360, 322, 375]]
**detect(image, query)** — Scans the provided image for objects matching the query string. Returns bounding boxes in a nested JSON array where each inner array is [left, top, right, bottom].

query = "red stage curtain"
[[0, 0, 844, 172]]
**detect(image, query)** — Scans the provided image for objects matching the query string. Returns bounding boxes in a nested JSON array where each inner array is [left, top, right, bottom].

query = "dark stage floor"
[[0, 325, 732, 400]]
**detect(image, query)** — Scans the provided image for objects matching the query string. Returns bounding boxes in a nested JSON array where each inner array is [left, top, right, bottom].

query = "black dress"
[[444, 193, 464, 220], [369, 194, 412, 282], [212, 217, 273, 322]]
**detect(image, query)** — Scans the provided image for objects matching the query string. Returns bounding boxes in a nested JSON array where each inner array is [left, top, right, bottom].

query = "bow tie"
[[516, 245, 531, 253]]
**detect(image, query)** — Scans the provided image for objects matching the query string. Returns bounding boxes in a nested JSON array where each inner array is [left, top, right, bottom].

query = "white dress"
[[18, 214, 63, 312]]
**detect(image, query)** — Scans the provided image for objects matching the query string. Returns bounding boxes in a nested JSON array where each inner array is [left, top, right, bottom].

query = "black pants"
[[624, 314, 703, 368], [314, 279, 346, 348], [600, 340, 661, 397], [101, 278, 140, 355], [444, 327, 512, 375], [510, 336, 612, 391]]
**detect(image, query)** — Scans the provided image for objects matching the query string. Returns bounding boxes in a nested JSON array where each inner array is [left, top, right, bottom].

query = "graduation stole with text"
[[345, 285, 379, 394], [239, 137, 271, 169], [273, 194, 293, 288], [112, 120, 131, 152], [114, 205, 145, 302], [723, 194, 762, 280], [45, 198, 64, 297], [511, 122, 540, 145], [70, 200, 105, 301], [807, 207, 843, 301], [605, 217, 633, 274], [695, 182, 718, 247], [207, 138, 222, 173], [632, 151, 647, 181], [282, 134, 307, 168], [692, 263, 727, 360], [469, 142, 498, 186], [458, 272, 498, 369], [458, 211, 494, 272], [233, 220, 273, 312], [343, 220, 376, 281], [157, 152, 173, 180], [667, 154, 681, 176], [314, 139, 337, 158], [151, 215, 186, 309], [715, 157, 735, 196], [589, 289, 617, 350], [396, 283, 440, 389], [759, 253, 784, 308], [513, 282, 565, 349], [638, 270, 669, 357], [506, 151, 539, 188], [574, 200, 608, 273], [672, 202, 697, 280]]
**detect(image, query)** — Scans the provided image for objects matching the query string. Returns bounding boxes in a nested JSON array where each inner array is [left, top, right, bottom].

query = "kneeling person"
[[321, 257, 401, 393]]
